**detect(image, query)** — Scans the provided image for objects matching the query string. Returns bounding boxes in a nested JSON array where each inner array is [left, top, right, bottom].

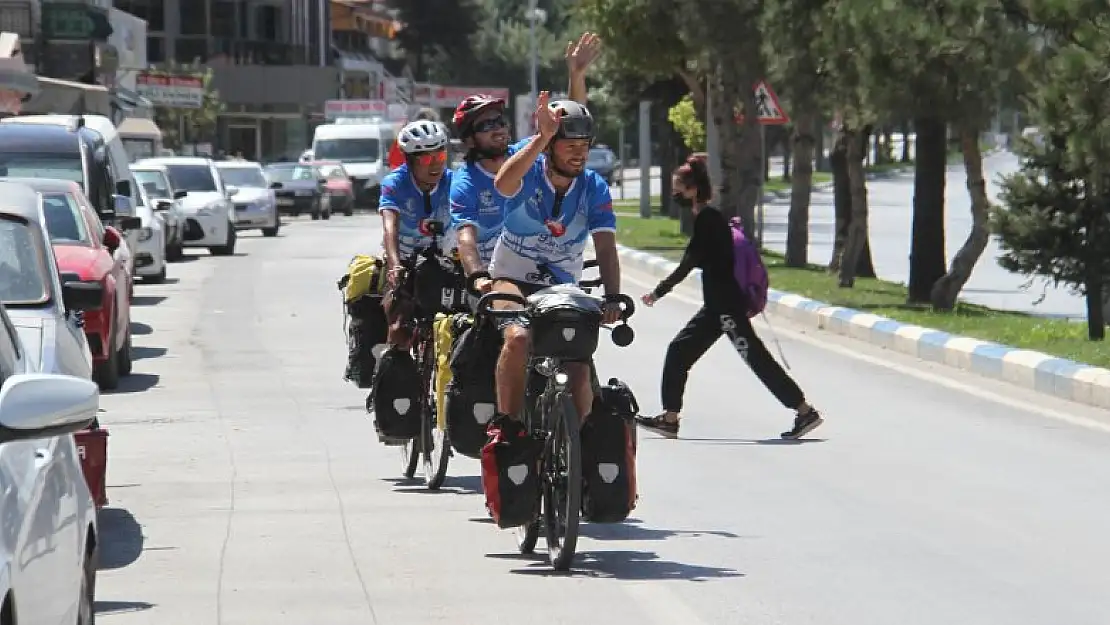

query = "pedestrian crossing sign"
[[734, 80, 790, 125]]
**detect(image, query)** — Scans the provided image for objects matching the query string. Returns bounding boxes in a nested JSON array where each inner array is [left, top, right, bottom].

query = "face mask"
[[672, 192, 693, 208]]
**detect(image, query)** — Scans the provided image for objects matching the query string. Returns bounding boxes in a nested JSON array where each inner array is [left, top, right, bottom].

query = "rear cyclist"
[[455, 92, 622, 433], [379, 120, 456, 350]]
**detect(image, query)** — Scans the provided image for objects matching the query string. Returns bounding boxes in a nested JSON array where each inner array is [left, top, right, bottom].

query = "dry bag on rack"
[[580, 377, 639, 523], [369, 347, 422, 442], [338, 255, 388, 387]]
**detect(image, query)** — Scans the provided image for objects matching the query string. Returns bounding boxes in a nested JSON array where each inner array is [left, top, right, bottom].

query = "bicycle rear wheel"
[[543, 392, 582, 571]]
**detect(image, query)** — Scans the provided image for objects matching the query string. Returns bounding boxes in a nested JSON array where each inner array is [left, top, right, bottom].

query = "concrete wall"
[[209, 60, 338, 106]]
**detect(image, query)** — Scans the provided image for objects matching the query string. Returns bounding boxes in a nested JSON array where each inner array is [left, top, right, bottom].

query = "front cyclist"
[[450, 32, 601, 270], [379, 119, 455, 351], [455, 93, 622, 434]]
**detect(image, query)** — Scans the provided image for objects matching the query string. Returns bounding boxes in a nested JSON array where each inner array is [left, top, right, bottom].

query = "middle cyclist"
[[454, 92, 622, 435]]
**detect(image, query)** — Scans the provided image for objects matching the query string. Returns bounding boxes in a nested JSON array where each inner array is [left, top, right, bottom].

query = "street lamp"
[[526, 1, 548, 112]]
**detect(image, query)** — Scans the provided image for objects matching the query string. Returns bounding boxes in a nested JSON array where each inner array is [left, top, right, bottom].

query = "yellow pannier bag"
[[432, 313, 456, 430], [338, 254, 385, 304]]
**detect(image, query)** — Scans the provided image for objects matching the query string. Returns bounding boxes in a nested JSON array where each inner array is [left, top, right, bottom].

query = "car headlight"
[[137, 227, 154, 242]]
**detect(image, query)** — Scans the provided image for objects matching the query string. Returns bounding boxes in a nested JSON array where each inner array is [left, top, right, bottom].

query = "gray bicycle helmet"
[[549, 100, 594, 140]]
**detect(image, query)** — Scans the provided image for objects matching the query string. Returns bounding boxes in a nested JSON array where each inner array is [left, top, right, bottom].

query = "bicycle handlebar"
[[474, 291, 637, 324]]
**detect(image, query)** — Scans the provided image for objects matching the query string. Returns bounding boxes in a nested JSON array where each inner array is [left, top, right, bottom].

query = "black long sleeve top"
[[652, 206, 742, 311]]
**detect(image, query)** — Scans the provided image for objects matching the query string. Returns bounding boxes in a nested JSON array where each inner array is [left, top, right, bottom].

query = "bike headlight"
[[137, 227, 154, 242]]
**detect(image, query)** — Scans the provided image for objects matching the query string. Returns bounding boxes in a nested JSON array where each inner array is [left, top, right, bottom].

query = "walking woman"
[[635, 156, 824, 440]]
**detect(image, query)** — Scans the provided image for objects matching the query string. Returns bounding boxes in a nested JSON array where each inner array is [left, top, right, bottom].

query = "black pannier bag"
[[369, 348, 423, 442], [344, 295, 388, 388], [446, 314, 501, 458], [413, 255, 466, 315], [580, 378, 640, 523], [526, 288, 603, 361], [481, 419, 544, 529]]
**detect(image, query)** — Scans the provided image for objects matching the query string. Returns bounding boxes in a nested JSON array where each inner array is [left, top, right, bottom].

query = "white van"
[[1, 114, 142, 214], [310, 118, 397, 208], [118, 117, 164, 163]]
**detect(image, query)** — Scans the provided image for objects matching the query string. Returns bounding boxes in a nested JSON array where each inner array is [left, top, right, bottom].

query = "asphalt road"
[[95, 214, 1110, 624], [761, 150, 1087, 318]]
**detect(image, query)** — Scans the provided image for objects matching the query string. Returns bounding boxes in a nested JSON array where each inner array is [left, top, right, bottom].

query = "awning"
[[117, 116, 161, 139], [23, 76, 110, 116]]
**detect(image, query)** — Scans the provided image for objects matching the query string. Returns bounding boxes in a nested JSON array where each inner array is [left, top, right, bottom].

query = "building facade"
[[116, 0, 339, 161]]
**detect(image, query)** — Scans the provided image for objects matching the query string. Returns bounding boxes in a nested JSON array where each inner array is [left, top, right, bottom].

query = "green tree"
[[150, 63, 224, 150], [996, 9, 1110, 340], [667, 95, 705, 151], [388, 0, 481, 81]]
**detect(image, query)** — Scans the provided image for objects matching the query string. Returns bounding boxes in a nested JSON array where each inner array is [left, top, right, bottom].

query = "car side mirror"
[[226, 185, 240, 197], [115, 179, 132, 198], [318, 178, 328, 185], [119, 216, 142, 231], [62, 280, 104, 312], [153, 199, 173, 211], [173, 189, 188, 200], [0, 374, 99, 443], [103, 225, 122, 252], [112, 194, 135, 218], [269, 181, 283, 190]]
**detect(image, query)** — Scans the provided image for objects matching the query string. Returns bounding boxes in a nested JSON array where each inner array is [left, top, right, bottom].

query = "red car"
[[310, 160, 356, 216], [38, 180, 136, 390]]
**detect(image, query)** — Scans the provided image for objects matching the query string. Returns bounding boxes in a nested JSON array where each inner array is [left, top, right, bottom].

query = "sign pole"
[[758, 123, 766, 246]]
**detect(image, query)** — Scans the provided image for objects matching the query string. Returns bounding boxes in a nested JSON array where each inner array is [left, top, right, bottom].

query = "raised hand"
[[565, 32, 602, 75], [535, 92, 559, 139]]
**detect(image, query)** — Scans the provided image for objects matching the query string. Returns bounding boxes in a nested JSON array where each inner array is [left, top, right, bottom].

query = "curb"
[[616, 243, 1110, 410]]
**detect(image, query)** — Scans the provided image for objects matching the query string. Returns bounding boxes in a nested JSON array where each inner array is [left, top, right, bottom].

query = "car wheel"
[[145, 265, 166, 284], [94, 326, 120, 391], [118, 329, 133, 377], [209, 223, 237, 256], [166, 241, 184, 262], [344, 197, 354, 216]]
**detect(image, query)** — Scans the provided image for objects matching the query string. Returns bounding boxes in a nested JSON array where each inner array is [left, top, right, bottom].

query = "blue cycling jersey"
[[378, 164, 456, 259], [485, 154, 616, 286], [449, 138, 531, 265]]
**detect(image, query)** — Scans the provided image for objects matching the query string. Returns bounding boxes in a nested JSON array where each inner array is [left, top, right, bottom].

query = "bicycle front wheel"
[[543, 392, 582, 571]]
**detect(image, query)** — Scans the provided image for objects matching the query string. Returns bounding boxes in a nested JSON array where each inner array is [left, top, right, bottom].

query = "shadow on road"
[[504, 549, 744, 581], [97, 508, 143, 570], [679, 438, 826, 445], [95, 601, 155, 615], [130, 322, 153, 336], [579, 519, 742, 542], [131, 295, 166, 307], [104, 373, 160, 395], [132, 346, 168, 361], [385, 474, 483, 496]]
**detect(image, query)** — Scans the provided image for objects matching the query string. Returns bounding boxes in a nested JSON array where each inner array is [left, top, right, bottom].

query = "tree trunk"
[[785, 110, 816, 268], [828, 130, 851, 272], [1086, 273, 1105, 340], [815, 117, 828, 172], [930, 125, 990, 310], [907, 116, 948, 303], [710, 63, 760, 237], [782, 135, 792, 181], [901, 120, 912, 162], [838, 128, 871, 287]]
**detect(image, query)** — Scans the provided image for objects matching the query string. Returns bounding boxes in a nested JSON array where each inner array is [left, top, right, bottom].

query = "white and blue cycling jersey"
[[449, 138, 531, 264], [378, 163, 456, 259], [485, 157, 616, 286]]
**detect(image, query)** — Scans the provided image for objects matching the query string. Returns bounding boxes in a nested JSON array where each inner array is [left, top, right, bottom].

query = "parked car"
[[0, 182, 94, 378], [215, 160, 280, 237], [0, 312, 103, 625], [5, 178, 136, 390], [263, 162, 330, 220], [309, 160, 355, 216], [126, 182, 168, 283], [130, 164, 185, 262], [586, 145, 620, 186], [135, 157, 237, 256]]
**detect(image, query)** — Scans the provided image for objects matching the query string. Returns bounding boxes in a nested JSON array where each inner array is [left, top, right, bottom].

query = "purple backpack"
[[729, 217, 769, 317]]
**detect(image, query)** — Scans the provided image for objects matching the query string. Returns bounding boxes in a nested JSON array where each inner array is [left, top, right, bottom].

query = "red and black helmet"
[[452, 94, 506, 136]]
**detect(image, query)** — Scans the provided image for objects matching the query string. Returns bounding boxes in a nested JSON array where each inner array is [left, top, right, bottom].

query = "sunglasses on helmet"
[[471, 116, 508, 134], [412, 150, 448, 167]]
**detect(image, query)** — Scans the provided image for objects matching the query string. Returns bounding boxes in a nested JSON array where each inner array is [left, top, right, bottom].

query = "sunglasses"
[[472, 116, 508, 134], [412, 150, 448, 167]]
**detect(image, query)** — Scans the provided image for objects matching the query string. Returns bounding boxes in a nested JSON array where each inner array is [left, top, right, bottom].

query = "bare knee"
[[501, 325, 531, 362]]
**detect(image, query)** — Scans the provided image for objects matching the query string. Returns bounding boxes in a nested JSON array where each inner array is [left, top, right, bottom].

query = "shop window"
[[147, 36, 165, 64], [117, 0, 166, 32], [179, 0, 206, 35], [175, 37, 208, 64]]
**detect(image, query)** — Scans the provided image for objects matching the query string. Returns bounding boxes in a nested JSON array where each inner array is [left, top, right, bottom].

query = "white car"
[[0, 300, 103, 625], [134, 157, 236, 256], [215, 161, 281, 237], [127, 184, 168, 283], [130, 164, 186, 262]]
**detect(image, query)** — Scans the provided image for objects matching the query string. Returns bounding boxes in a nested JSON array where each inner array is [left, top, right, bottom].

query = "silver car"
[[130, 164, 187, 262], [0, 181, 95, 378], [215, 160, 281, 237]]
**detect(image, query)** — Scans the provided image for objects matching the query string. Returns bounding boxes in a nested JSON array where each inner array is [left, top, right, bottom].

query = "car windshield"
[[132, 169, 172, 199], [265, 165, 315, 182], [0, 216, 50, 306], [164, 164, 217, 192], [41, 192, 91, 246], [318, 164, 346, 178], [313, 139, 380, 163], [0, 153, 84, 186], [218, 166, 268, 188], [588, 149, 612, 164]]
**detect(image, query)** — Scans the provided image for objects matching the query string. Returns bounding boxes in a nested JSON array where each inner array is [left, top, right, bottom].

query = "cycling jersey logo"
[[545, 219, 566, 237]]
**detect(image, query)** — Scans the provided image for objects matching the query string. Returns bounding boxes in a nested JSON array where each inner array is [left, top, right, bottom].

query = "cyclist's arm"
[[568, 70, 587, 106], [586, 172, 619, 295], [494, 134, 547, 197], [592, 231, 620, 295], [652, 210, 711, 299], [456, 225, 484, 276], [378, 178, 404, 268]]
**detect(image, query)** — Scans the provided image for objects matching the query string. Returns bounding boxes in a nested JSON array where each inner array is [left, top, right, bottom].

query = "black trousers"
[[661, 306, 805, 412]]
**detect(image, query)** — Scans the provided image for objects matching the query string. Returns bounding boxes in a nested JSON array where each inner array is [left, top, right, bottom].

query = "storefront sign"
[[42, 3, 112, 41], [136, 72, 203, 108], [325, 99, 387, 120]]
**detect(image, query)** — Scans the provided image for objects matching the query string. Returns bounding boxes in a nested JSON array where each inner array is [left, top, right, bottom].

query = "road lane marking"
[[620, 272, 1110, 435]]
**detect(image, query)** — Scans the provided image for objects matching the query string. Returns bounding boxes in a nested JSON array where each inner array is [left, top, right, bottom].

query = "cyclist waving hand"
[[459, 92, 621, 427]]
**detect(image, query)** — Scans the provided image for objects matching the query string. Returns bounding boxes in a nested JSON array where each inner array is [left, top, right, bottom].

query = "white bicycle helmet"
[[397, 120, 449, 154]]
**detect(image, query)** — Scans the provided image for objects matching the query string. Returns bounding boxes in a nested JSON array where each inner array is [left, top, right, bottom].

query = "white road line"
[[620, 272, 1110, 435]]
